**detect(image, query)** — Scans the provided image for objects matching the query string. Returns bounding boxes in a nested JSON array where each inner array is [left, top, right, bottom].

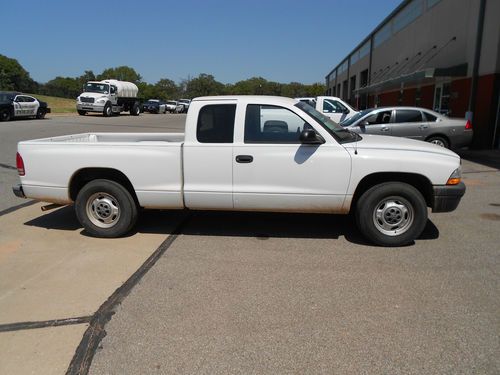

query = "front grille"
[[80, 97, 94, 103]]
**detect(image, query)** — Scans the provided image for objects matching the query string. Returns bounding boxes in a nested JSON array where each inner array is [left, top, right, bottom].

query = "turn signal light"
[[446, 177, 461, 185], [465, 120, 472, 129], [16, 152, 25, 176]]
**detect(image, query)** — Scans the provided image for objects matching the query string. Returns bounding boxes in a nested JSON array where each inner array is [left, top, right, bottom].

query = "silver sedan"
[[340, 107, 473, 148]]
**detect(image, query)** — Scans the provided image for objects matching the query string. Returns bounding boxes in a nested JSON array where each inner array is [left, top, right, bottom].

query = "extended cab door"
[[183, 101, 237, 209], [232, 102, 351, 213], [319, 97, 351, 123]]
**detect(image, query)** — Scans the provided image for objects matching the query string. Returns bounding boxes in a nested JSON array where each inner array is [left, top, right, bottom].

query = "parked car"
[[13, 96, 465, 247], [178, 99, 191, 113], [165, 100, 184, 113], [0, 92, 51, 121], [142, 99, 167, 114], [340, 106, 473, 148], [295, 96, 358, 123]]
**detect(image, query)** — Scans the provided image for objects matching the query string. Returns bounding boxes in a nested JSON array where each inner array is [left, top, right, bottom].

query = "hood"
[[79, 92, 108, 100], [343, 134, 460, 159]]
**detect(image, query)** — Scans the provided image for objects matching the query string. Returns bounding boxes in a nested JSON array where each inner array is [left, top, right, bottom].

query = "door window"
[[363, 110, 392, 125], [196, 104, 236, 143], [21, 96, 36, 102], [395, 110, 423, 123], [244, 104, 309, 143], [323, 99, 347, 114]]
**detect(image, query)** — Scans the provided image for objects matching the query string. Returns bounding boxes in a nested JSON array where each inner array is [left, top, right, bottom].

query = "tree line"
[[0, 54, 325, 100]]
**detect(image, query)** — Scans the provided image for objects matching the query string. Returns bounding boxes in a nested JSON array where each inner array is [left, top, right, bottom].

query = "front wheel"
[[36, 108, 46, 119], [103, 102, 112, 117], [75, 179, 138, 238], [355, 182, 428, 247], [77, 110, 87, 116]]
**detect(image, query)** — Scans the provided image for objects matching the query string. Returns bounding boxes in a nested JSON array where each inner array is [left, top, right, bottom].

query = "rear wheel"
[[0, 109, 11, 122], [130, 102, 140, 116], [427, 136, 449, 148], [103, 102, 112, 117], [355, 182, 428, 246], [77, 110, 87, 116], [75, 179, 138, 238]]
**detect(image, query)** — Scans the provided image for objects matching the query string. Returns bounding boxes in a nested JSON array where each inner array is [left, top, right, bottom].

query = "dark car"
[[0, 92, 51, 122], [340, 106, 473, 149], [142, 99, 166, 114]]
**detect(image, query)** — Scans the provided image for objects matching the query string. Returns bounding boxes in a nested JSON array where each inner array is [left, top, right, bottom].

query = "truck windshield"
[[84, 83, 110, 94], [295, 102, 360, 143]]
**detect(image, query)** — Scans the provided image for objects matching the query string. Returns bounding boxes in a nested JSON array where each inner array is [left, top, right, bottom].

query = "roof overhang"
[[355, 63, 468, 95]]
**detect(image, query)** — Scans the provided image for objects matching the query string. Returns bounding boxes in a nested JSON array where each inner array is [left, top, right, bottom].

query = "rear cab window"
[[196, 104, 236, 143]]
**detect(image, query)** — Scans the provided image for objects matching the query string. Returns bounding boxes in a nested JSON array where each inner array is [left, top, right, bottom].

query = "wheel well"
[[352, 172, 433, 209], [69, 168, 139, 205]]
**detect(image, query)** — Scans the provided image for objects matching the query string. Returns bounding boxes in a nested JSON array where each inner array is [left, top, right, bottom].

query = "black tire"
[[77, 110, 87, 116], [0, 109, 12, 122], [75, 179, 138, 238], [355, 182, 428, 247], [103, 102, 112, 117], [427, 136, 449, 148], [130, 102, 140, 116], [36, 108, 46, 119]]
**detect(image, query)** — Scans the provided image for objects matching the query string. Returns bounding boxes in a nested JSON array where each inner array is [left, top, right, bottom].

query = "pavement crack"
[[66, 213, 191, 375], [0, 316, 92, 332]]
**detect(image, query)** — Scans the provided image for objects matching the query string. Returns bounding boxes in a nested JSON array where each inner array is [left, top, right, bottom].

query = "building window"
[[342, 80, 348, 100], [374, 22, 392, 48], [393, 0, 423, 34], [337, 84, 341, 98], [350, 75, 356, 101], [359, 41, 371, 60]]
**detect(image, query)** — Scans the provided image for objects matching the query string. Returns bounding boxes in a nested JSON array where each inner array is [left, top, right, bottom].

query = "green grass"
[[29, 94, 76, 114]]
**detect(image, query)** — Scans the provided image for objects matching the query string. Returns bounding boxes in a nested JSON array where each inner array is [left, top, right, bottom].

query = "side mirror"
[[299, 129, 324, 144], [343, 108, 350, 114], [359, 120, 369, 127]]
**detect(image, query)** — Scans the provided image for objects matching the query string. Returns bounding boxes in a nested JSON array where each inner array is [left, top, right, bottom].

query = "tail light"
[[16, 152, 25, 176], [465, 119, 472, 130]]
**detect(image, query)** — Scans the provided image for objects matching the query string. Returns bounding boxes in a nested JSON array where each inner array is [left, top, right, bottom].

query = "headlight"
[[96, 99, 106, 104], [76, 97, 80, 102], [446, 167, 462, 185]]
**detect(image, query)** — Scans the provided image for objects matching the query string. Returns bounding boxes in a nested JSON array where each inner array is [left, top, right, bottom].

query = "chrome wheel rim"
[[105, 106, 111, 116], [373, 196, 414, 236], [86, 192, 121, 228], [430, 139, 445, 147]]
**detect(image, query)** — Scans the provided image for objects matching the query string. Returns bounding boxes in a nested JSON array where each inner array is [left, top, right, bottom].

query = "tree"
[[97, 66, 142, 84], [0, 54, 37, 92], [185, 74, 225, 98], [154, 78, 179, 99], [41, 76, 81, 98]]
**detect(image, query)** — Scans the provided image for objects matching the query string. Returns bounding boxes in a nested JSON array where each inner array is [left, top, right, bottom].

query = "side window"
[[14, 96, 25, 102], [22, 96, 36, 102], [364, 110, 392, 125], [196, 104, 236, 143], [245, 104, 309, 143], [423, 112, 437, 122], [323, 99, 346, 113], [395, 110, 423, 123]]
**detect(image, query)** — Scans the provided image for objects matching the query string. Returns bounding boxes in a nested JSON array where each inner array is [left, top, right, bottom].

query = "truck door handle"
[[381, 127, 390, 132], [236, 155, 253, 163], [419, 125, 429, 129]]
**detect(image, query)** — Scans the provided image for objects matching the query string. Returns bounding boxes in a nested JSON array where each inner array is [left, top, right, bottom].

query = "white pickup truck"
[[13, 96, 465, 246]]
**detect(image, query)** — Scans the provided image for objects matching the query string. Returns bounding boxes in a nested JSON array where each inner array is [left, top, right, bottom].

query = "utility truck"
[[76, 79, 140, 117], [13, 96, 465, 246]]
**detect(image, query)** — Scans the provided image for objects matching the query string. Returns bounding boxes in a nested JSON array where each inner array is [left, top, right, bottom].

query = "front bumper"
[[76, 103, 105, 112], [12, 184, 26, 199], [431, 182, 466, 212]]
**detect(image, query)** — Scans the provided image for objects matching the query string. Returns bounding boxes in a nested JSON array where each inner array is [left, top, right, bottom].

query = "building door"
[[433, 82, 451, 115]]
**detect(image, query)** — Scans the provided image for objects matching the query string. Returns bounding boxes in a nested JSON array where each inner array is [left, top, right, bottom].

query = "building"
[[325, 0, 500, 149]]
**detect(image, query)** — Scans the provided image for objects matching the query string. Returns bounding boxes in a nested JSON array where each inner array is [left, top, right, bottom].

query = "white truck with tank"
[[76, 79, 141, 117], [13, 96, 465, 246]]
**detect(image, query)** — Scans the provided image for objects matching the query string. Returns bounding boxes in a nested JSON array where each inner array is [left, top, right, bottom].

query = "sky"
[[3, 0, 401, 85]]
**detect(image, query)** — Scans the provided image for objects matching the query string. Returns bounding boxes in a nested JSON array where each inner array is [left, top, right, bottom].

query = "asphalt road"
[[1, 113, 499, 374], [0, 113, 186, 213]]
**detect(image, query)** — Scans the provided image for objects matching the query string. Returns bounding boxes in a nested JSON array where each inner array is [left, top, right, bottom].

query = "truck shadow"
[[24, 206, 439, 247]]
